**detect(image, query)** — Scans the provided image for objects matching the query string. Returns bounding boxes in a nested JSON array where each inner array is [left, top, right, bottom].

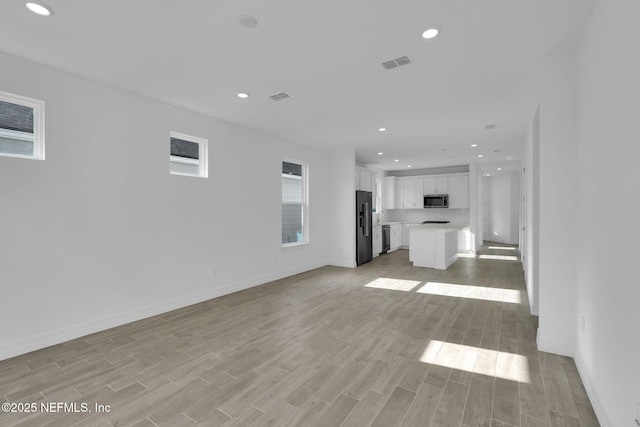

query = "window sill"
[[281, 241, 309, 249]]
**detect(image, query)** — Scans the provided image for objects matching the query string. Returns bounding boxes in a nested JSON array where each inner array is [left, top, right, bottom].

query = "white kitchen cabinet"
[[356, 169, 373, 192], [360, 170, 373, 192], [410, 226, 459, 269], [401, 223, 412, 248], [394, 179, 404, 208], [458, 227, 471, 252], [448, 175, 469, 208], [396, 178, 423, 209], [390, 224, 401, 251], [424, 176, 448, 194], [373, 225, 382, 257], [383, 176, 396, 209]]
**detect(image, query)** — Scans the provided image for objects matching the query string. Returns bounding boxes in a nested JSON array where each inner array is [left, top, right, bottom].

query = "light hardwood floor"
[[0, 244, 600, 427]]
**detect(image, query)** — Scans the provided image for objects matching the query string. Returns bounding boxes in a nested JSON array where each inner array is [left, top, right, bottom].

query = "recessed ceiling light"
[[407, 165, 412, 168], [422, 27, 440, 40], [378, 127, 387, 132], [394, 159, 399, 162], [377, 152, 383, 155], [477, 154, 484, 158], [471, 144, 478, 147], [497, 167, 502, 171], [26, 2, 53, 16], [237, 92, 249, 99], [238, 15, 258, 28], [487, 174, 491, 177]]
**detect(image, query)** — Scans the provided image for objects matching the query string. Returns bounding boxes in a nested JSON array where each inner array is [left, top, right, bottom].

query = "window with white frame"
[[0, 90, 45, 160], [282, 160, 308, 246], [170, 131, 208, 178]]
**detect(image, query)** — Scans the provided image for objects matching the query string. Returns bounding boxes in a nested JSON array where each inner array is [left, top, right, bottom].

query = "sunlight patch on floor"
[[364, 277, 422, 292], [420, 340, 530, 383], [478, 254, 519, 261], [488, 246, 518, 251], [416, 282, 522, 303], [458, 252, 476, 258]]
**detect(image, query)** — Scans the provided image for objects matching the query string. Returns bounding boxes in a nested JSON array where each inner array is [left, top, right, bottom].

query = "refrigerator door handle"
[[363, 203, 370, 237]]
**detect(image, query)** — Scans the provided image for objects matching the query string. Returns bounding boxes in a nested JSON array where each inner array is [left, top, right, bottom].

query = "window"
[[0, 90, 45, 160], [282, 160, 308, 246], [170, 131, 208, 178]]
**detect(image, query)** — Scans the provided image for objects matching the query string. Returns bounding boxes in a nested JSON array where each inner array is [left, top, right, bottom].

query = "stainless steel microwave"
[[424, 194, 449, 208]]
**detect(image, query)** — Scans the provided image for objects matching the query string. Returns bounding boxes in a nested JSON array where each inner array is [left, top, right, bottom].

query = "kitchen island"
[[409, 223, 470, 269]]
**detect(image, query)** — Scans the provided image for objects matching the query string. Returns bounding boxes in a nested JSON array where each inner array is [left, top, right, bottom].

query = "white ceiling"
[[0, 0, 594, 174]]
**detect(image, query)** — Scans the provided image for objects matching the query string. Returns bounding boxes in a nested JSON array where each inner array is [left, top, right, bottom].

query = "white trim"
[[281, 158, 309, 246], [282, 241, 309, 248], [0, 128, 34, 142], [170, 155, 199, 165], [536, 328, 575, 357], [169, 131, 208, 178], [0, 90, 45, 160], [0, 260, 327, 362], [328, 257, 358, 268], [574, 351, 613, 427]]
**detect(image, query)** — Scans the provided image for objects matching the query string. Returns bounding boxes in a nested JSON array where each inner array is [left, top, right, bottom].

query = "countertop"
[[375, 221, 469, 230], [411, 223, 470, 230]]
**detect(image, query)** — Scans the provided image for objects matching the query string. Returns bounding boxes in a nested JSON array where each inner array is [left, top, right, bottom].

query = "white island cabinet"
[[409, 224, 469, 269]]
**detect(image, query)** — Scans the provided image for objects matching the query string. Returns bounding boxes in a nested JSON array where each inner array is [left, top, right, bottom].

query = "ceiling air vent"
[[485, 124, 497, 130], [382, 56, 412, 70], [269, 92, 292, 101]]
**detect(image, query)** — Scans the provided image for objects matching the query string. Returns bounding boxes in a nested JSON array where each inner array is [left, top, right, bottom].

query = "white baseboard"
[[536, 329, 575, 358], [0, 261, 327, 362], [530, 303, 539, 316], [328, 257, 356, 268], [574, 351, 613, 427]]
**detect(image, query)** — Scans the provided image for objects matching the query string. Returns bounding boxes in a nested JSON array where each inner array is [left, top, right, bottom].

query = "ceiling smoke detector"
[[238, 15, 258, 28], [269, 92, 292, 101], [382, 56, 412, 70]]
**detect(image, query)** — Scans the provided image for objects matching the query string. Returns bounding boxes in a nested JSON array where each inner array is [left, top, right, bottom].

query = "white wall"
[[522, 107, 540, 315], [485, 173, 520, 244], [573, 0, 640, 425], [523, 1, 640, 423], [468, 162, 482, 252], [0, 51, 334, 360], [328, 148, 356, 268], [536, 49, 578, 357]]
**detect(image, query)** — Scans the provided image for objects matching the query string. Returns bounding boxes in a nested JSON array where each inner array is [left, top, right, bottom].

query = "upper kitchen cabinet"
[[424, 176, 448, 194], [383, 176, 396, 209], [448, 175, 469, 208], [396, 177, 423, 209], [355, 169, 373, 192]]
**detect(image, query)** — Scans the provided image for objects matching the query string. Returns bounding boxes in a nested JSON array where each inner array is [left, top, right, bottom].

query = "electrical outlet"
[[213, 267, 218, 276], [580, 315, 586, 333]]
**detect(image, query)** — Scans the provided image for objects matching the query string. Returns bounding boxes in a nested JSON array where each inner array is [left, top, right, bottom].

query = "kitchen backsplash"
[[379, 209, 470, 224]]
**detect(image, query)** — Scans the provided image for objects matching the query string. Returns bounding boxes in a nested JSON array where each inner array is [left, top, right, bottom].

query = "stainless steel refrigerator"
[[356, 190, 373, 266]]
